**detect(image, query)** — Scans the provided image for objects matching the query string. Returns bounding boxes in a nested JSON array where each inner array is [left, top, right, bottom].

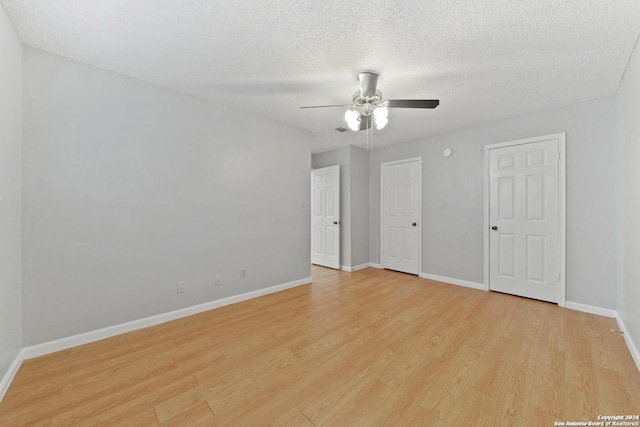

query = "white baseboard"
[[565, 303, 639, 373], [616, 314, 640, 372], [0, 350, 24, 402], [369, 263, 383, 269], [341, 263, 371, 272], [419, 272, 486, 291], [23, 277, 311, 360], [352, 263, 371, 272], [565, 301, 617, 318]]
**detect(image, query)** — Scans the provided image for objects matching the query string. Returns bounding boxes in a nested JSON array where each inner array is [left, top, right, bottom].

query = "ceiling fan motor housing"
[[353, 72, 385, 115]]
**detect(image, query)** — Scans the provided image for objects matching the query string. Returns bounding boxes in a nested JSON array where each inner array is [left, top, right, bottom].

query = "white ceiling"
[[2, 1, 640, 153]]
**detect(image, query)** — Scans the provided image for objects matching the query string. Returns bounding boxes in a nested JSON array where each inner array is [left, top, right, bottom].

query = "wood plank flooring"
[[1, 266, 639, 426]]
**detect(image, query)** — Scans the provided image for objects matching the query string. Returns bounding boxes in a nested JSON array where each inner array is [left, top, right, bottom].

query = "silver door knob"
[[412, 223, 417, 227], [491, 226, 498, 231]]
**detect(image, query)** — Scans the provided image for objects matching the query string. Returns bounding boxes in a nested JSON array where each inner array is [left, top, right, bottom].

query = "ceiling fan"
[[301, 72, 439, 131]]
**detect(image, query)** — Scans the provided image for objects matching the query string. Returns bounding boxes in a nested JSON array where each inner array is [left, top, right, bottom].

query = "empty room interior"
[[1, 1, 640, 425]]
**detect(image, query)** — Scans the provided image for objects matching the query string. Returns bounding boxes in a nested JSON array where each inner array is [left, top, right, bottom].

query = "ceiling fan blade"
[[358, 115, 372, 131], [358, 72, 379, 98], [387, 99, 440, 109], [300, 104, 351, 109]]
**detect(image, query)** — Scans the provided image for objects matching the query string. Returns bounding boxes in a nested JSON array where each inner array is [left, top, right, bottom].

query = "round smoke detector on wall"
[[443, 148, 453, 157]]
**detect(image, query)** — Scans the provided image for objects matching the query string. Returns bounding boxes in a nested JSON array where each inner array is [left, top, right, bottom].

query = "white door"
[[488, 136, 562, 303], [311, 165, 340, 269], [381, 159, 421, 275]]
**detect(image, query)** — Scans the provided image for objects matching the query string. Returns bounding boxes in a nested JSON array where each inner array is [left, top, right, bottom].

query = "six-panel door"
[[381, 160, 420, 275], [311, 165, 340, 269], [489, 138, 560, 303]]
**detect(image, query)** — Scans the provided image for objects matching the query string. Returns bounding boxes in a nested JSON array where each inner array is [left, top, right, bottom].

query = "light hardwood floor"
[[1, 266, 639, 426]]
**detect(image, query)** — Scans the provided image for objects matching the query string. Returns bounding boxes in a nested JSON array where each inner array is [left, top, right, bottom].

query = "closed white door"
[[311, 165, 340, 269], [488, 137, 561, 303], [381, 159, 421, 275]]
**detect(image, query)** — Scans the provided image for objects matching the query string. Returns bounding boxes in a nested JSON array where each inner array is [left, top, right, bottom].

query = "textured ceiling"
[[2, 0, 640, 153]]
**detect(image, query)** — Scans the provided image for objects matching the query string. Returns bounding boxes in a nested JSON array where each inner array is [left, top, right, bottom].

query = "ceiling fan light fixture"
[[373, 106, 388, 129], [375, 117, 388, 130], [373, 106, 388, 120], [345, 109, 361, 131]]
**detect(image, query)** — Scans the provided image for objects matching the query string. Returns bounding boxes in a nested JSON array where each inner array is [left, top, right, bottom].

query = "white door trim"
[[380, 157, 422, 275], [483, 133, 566, 306]]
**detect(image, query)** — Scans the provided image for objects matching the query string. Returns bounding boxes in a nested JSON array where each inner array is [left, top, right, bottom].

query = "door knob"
[[491, 226, 498, 231], [334, 221, 339, 225], [412, 223, 417, 227]]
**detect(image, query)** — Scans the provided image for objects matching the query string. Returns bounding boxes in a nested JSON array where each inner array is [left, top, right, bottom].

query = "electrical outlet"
[[215, 274, 223, 286], [241, 268, 247, 278], [176, 282, 185, 294]]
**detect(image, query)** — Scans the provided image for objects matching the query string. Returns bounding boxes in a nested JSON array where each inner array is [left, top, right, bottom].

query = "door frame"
[[483, 133, 566, 306], [380, 157, 422, 275]]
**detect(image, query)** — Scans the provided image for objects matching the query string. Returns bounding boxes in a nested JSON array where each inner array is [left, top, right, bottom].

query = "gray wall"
[[348, 146, 370, 267], [616, 37, 640, 354], [22, 47, 311, 346], [0, 4, 22, 384], [312, 145, 369, 269], [370, 97, 617, 309]]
